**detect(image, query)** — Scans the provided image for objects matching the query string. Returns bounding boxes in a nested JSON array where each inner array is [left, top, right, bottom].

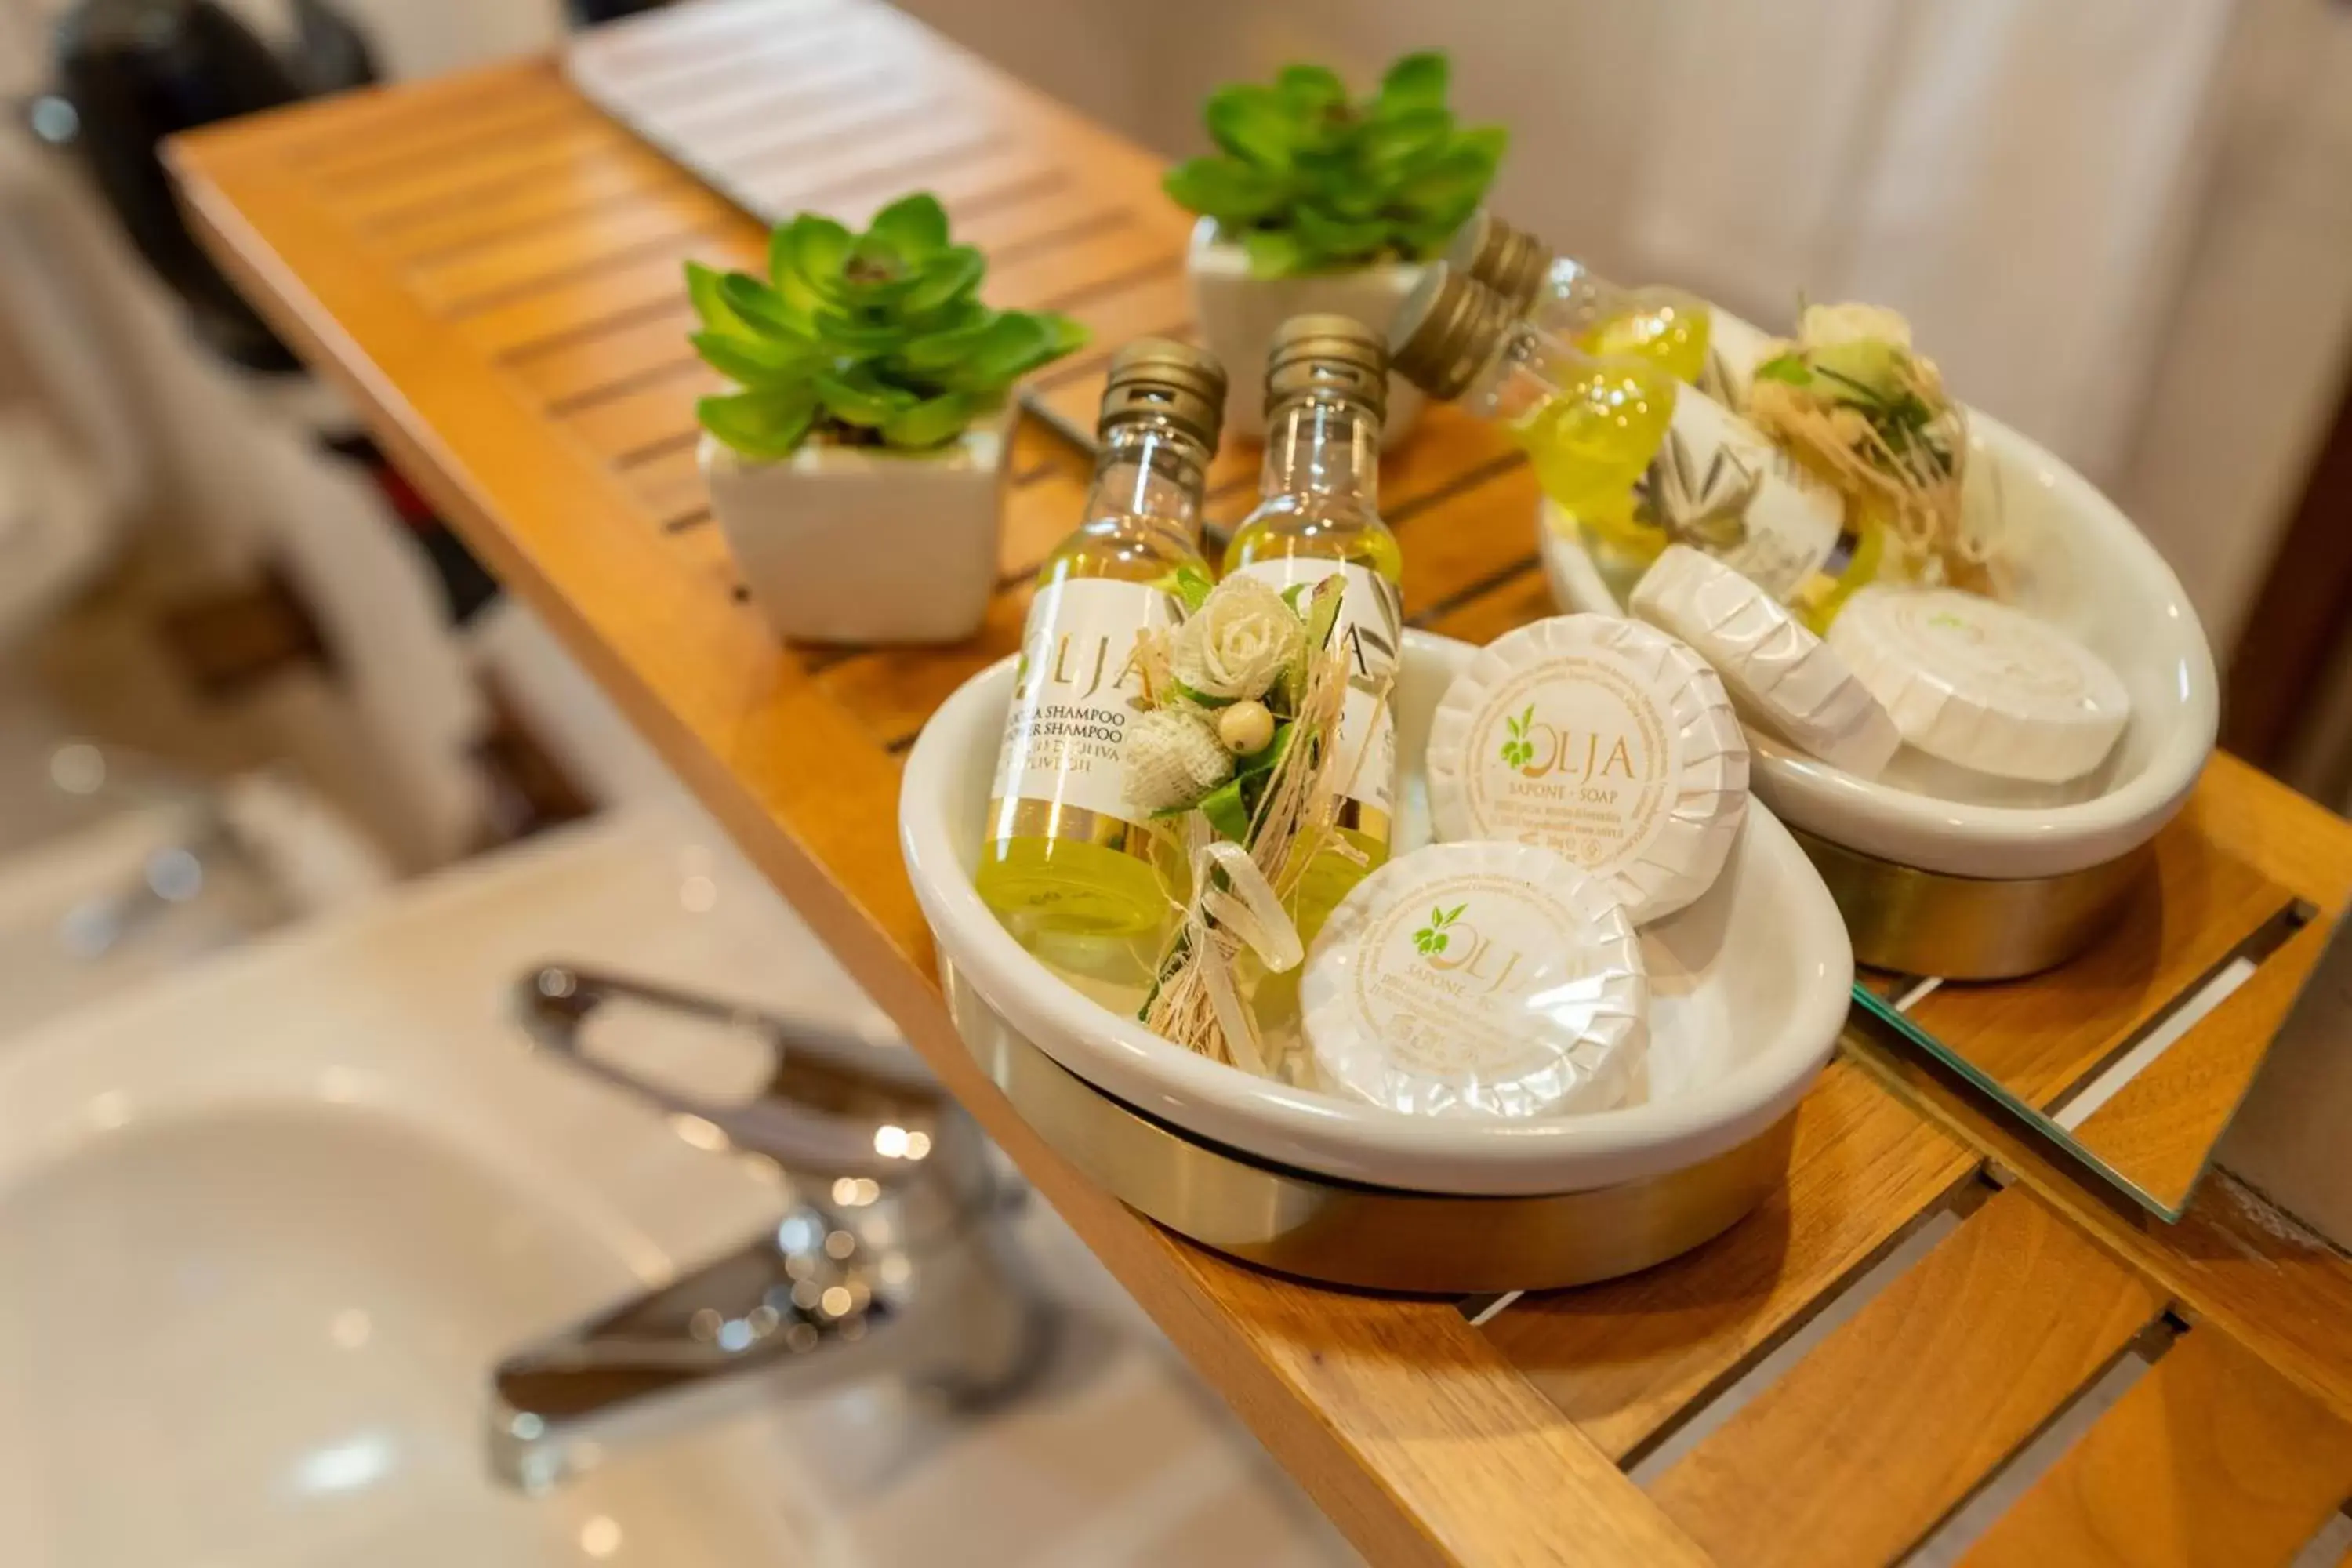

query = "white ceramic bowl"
[[1541, 408, 2217, 880], [901, 630, 1853, 1196]]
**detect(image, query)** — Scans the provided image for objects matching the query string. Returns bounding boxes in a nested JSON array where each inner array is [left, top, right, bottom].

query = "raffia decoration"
[[1140, 584, 1364, 1075], [1748, 358, 1985, 584], [1743, 301, 2004, 590]]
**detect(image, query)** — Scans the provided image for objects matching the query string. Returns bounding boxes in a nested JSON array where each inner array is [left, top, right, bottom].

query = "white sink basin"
[[0, 810, 1353, 1567]]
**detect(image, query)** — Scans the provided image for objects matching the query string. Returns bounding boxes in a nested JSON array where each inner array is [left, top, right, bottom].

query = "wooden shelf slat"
[[1482, 1059, 1975, 1462], [2071, 914, 2332, 1205], [1848, 996, 2352, 1438], [409, 186, 731, 311], [298, 94, 589, 186], [1901, 807, 2292, 1109], [1418, 559, 1555, 644], [987, 225, 1178, 314], [564, 362, 725, 462], [466, 232, 749, 358], [327, 121, 639, 225], [614, 440, 711, 523], [1646, 1187, 2165, 1568], [270, 57, 578, 165], [1958, 1326, 2352, 1568]]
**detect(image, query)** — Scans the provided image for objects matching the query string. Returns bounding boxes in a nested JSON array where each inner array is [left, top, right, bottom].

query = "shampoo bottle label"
[[987, 577, 1179, 834]]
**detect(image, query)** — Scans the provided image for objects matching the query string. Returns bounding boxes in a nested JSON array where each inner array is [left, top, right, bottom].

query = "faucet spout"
[[488, 1200, 910, 1491], [488, 966, 1056, 1490]]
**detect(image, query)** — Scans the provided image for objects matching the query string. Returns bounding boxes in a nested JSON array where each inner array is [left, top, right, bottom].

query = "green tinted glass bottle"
[[1453, 209, 1717, 386], [1391, 265, 1878, 631], [1448, 217, 1879, 619], [1221, 315, 1401, 940], [976, 340, 1228, 942]]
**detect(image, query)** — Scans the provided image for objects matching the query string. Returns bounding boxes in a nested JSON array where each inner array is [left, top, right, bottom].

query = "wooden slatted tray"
[[172, 3, 2352, 1561]]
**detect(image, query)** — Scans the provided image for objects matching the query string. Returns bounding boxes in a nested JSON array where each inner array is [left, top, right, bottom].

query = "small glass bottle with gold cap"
[[976, 339, 1228, 944], [1391, 265, 1878, 630], [1222, 314, 1403, 938], [1450, 212, 1831, 597], [1452, 210, 1721, 387]]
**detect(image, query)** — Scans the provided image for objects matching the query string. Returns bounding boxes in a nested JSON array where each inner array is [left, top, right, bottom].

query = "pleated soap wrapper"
[[1629, 545, 1901, 779], [1427, 614, 1750, 925], [1301, 840, 1648, 1118], [1828, 585, 2130, 785]]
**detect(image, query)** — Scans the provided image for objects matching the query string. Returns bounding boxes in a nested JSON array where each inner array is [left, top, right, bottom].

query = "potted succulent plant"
[[688, 192, 1086, 645], [1164, 51, 1505, 447]]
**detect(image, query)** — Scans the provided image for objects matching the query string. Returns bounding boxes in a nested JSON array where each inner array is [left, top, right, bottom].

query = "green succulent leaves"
[[1163, 51, 1506, 278], [688, 191, 1087, 458]]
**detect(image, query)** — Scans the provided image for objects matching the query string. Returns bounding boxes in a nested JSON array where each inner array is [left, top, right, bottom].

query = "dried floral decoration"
[[1121, 568, 1363, 1074], [1744, 303, 1993, 583]]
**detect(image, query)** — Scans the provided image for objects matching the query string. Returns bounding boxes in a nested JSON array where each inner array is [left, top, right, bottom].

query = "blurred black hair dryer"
[[34, 2, 499, 626], [38, 0, 378, 372]]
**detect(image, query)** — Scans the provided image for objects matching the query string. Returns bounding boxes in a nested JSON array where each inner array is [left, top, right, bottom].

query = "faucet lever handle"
[[514, 964, 942, 1179]]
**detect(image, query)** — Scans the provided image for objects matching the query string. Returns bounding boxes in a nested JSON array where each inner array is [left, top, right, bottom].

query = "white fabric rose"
[[1124, 707, 1233, 815], [1171, 575, 1305, 700], [1798, 302, 1914, 350]]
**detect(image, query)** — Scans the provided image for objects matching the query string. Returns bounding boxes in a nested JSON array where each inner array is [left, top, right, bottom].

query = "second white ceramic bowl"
[[902, 630, 1853, 1196], [1541, 405, 2217, 880]]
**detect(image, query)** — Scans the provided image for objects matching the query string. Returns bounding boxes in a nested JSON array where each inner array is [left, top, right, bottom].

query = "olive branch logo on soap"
[[1412, 903, 1466, 956], [1497, 704, 1536, 769]]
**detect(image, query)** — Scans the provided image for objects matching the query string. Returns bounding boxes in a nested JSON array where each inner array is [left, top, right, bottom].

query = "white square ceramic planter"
[[700, 415, 1007, 646], [1185, 218, 1425, 449]]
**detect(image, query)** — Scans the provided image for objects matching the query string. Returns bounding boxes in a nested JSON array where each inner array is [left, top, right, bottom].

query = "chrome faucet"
[[490, 964, 1055, 1491], [45, 740, 281, 958]]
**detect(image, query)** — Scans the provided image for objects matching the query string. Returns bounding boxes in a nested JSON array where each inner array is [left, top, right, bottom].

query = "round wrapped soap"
[[1629, 544, 1900, 778], [1427, 614, 1749, 924], [1828, 585, 2130, 785], [1301, 840, 1648, 1118]]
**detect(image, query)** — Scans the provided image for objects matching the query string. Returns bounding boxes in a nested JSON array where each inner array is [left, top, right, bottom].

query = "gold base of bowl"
[[1792, 828, 2153, 982], [950, 964, 1792, 1294]]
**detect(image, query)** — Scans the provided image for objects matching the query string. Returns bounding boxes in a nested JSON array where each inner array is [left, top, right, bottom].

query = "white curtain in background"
[[1621, 2, 1911, 336], [1629, 0, 2240, 485]]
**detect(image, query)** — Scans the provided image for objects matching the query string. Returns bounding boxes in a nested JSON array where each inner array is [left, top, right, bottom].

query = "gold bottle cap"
[[1263, 313, 1388, 423], [1098, 337, 1229, 453], [1388, 263, 1518, 400], [1448, 210, 1552, 313]]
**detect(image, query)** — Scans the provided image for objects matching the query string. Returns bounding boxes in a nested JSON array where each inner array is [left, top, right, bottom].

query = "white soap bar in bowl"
[[1426, 614, 1750, 924], [1301, 840, 1647, 1118], [1629, 544, 1901, 779], [1828, 585, 2131, 785]]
